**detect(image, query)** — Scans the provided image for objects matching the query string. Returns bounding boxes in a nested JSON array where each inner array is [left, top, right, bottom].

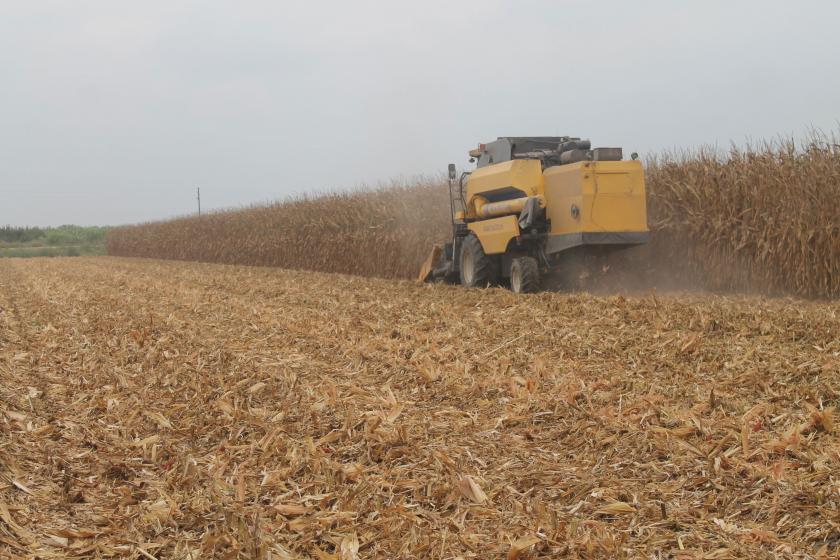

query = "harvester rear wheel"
[[459, 234, 498, 288], [510, 256, 540, 294]]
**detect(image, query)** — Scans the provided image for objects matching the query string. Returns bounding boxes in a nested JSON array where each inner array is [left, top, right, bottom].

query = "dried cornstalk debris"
[[0, 257, 838, 558]]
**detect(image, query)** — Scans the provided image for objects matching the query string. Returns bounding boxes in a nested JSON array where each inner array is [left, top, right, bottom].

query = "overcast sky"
[[2, 1, 839, 226]]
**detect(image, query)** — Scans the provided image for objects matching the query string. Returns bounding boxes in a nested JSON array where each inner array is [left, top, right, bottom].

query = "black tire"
[[510, 256, 540, 293], [459, 234, 498, 288]]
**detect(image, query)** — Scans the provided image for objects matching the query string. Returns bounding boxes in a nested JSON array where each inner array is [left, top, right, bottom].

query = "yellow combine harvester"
[[420, 136, 649, 293]]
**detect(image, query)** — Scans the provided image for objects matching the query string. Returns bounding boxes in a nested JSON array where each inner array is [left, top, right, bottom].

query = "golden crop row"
[[107, 136, 840, 298]]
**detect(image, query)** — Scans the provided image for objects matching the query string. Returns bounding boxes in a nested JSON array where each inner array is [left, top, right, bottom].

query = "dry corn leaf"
[[5, 410, 26, 422], [248, 382, 267, 394], [0, 501, 33, 542], [51, 528, 100, 538], [43, 534, 69, 548], [144, 499, 171, 522], [508, 535, 541, 560], [274, 504, 312, 516], [458, 475, 488, 504], [215, 398, 235, 415], [417, 364, 439, 383], [338, 533, 359, 560], [741, 423, 750, 456], [809, 406, 834, 432], [12, 480, 33, 495], [143, 411, 172, 429], [595, 501, 636, 515], [384, 404, 404, 424]]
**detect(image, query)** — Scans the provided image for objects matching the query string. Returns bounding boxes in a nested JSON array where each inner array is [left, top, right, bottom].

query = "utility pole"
[[197, 187, 201, 216]]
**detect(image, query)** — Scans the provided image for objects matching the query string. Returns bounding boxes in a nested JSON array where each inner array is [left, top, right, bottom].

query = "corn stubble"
[[0, 258, 838, 558], [107, 135, 840, 297]]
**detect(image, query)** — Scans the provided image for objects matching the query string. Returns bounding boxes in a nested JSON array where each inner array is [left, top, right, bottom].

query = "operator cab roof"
[[473, 137, 581, 168]]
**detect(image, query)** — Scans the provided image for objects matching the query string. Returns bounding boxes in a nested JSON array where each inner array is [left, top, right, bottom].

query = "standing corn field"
[[108, 181, 452, 280], [645, 135, 840, 297], [107, 134, 840, 298]]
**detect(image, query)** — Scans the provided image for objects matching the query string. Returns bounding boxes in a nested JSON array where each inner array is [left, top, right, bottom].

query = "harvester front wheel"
[[459, 234, 498, 288], [510, 256, 540, 294]]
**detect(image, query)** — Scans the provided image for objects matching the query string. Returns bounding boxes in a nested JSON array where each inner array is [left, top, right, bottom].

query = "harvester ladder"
[[448, 174, 467, 234]]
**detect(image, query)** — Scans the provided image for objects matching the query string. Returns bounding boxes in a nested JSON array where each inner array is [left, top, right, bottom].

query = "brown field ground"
[[0, 257, 838, 559]]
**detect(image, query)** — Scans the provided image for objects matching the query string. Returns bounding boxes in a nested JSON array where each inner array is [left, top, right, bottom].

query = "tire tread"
[[459, 235, 498, 287], [511, 256, 540, 293]]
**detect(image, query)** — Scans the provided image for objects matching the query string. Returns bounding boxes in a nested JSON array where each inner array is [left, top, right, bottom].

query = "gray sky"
[[2, 1, 839, 227]]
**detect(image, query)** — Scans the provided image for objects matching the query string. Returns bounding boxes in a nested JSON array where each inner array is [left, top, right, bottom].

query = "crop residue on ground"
[[0, 257, 838, 558]]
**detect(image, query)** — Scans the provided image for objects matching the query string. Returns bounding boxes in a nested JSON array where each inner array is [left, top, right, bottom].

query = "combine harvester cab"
[[421, 136, 649, 293]]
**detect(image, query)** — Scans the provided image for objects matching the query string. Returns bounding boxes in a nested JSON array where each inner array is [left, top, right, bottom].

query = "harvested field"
[[1, 257, 839, 558]]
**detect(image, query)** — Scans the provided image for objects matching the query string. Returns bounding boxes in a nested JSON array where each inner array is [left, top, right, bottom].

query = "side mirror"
[[448, 163, 456, 181]]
